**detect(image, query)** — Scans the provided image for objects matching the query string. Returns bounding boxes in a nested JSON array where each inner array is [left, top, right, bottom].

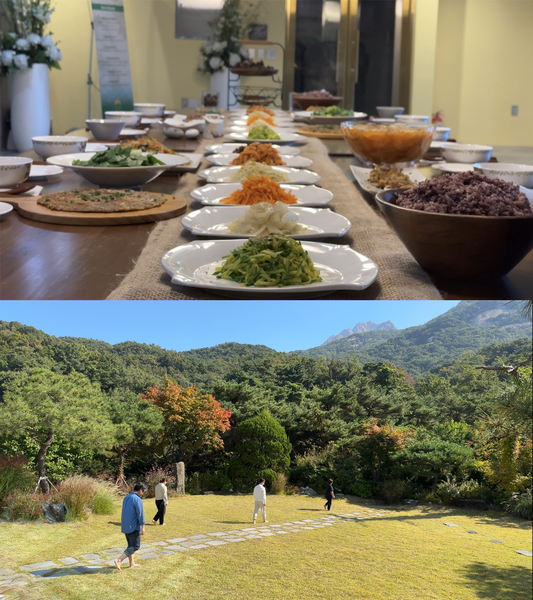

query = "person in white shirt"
[[152, 477, 168, 525], [253, 478, 267, 524]]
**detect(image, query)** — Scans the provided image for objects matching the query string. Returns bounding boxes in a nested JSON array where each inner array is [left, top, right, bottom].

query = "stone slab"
[[167, 538, 189, 544], [244, 535, 262, 539], [151, 541, 168, 546], [205, 540, 228, 546], [0, 569, 16, 576], [159, 550, 175, 555], [189, 544, 209, 550], [166, 545, 189, 551], [103, 548, 125, 554], [443, 523, 459, 527], [71, 566, 103, 574], [136, 547, 158, 554], [58, 558, 79, 565], [275, 530, 289, 534], [29, 569, 56, 577], [81, 554, 100, 560], [20, 562, 57, 571], [515, 550, 532, 557], [180, 541, 199, 547], [490, 540, 504, 544], [225, 538, 246, 542], [190, 535, 210, 540], [207, 532, 227, 536], [466, 531, 477, 534], [35, 568, 73, 579], [258, 532, 275, 536], [136, 553, 159, 560]]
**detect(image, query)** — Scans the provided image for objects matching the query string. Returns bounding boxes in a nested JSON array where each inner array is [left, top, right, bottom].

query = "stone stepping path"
[[15, 510, 388, 579]]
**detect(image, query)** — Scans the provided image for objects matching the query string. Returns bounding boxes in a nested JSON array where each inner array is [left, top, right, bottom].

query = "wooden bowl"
[[375, 189, 533, 280], [291, 95, 343, 110]]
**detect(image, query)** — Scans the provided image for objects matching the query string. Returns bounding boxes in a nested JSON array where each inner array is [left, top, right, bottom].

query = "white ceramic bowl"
[[433, 127, 451, 141], [46, 152, 190, 187], [440, 143, 493, 164], [164, 118, 205, 134], [369, 117, 396, 124], [473, 162, 533, 188], [134, 103, 166, 117], [0, 156, 33, 186], [376, 106, 404, 118], [32, 136, 87, 159], [86, 119, 125, 140], [105, 111, 143, 128], [395, 114, 430, 124]]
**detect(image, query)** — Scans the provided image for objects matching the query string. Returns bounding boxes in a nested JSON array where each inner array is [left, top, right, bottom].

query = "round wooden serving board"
[[3, 193, 187, 226], [297, 127, 344, 139]]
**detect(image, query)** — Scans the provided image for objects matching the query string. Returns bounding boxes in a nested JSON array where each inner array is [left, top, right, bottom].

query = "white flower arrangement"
[[0, 0, 62, 76], [198, 0, 258, 75]]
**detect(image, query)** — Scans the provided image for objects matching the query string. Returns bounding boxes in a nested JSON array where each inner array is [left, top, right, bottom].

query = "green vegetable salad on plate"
[[311, 106, 353, 117], [247, 125, 281, 140], [214, 234, 322, 287], [72, 146, 165, 167]]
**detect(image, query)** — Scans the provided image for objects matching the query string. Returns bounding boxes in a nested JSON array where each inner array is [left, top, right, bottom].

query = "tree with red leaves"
[[141, 377, 231, 462]]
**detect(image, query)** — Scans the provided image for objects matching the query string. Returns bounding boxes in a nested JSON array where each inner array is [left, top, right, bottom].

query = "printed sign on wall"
[[92, 0, 134, 113]]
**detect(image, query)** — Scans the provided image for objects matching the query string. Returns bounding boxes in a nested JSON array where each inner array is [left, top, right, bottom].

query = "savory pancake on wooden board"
[[37, 188, 168, 213]]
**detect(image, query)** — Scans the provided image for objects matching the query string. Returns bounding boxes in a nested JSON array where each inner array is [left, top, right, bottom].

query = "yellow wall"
[[49, 0, 285, 135], [409, 0, 439, 117], [432, 0, 533, 145]]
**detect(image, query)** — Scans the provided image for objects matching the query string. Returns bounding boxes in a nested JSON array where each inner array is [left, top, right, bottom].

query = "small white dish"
[[205, 154, 313, 168], [204, 143, 300, 156], [134, 103, 165, 117], [105, 111, 143, 128], [0, 201, 14, 216], [230, 125, 299, 134], [166, 153, 203, 173], [164, 110, 177, 118], [433, 127, 451, 141], [46, 152, 190, 187], [85, 143, 108, 152], [181, 206, 351, 239], [0, 156, 33, 186], [473, 163, 533, 188], [161, 239, 378, 297], [350, 165, 426, 196], [376, 106, 404, 118], [141, 117, 163, 125], [165, 118, 205, 133], [440, 142, 493, 163], [29, 165, 63, 179], [395, 115, 430, 124], [369, 117, 396, 124], [199, 165, 320, 185], [431, 163, 477, 175], [226, 132, 307, 145], [190, 183, 333, 207], [86, 119, 124, 140], [120, 128, 147, 137], [32, 136, 87, 159]]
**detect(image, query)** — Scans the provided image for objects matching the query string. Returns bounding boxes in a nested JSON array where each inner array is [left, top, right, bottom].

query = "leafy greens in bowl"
[[72, 146, 165, 168]]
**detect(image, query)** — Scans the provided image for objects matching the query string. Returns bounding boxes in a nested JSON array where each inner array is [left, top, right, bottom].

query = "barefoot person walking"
[[253, 478, 267, 524], [152, 477, 168, 525], [115, 483, 147, 571]]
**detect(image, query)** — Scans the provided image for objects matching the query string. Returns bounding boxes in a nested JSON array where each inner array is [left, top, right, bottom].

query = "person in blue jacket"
[[114, 483, 147, 571]]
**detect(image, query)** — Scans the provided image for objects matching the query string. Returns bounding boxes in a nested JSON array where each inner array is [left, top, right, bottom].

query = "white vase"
[[9, 63, 51, 152], [210, 67, 240, 110]]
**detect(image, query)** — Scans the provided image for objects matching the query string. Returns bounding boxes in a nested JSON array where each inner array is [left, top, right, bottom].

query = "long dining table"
[[1, 121, 532, 301]]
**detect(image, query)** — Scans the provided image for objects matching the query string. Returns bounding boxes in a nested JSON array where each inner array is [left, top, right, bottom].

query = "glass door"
[[284, 0, 411, 113]]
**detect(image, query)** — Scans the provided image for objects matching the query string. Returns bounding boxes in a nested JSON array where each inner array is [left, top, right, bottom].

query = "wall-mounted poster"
[[175, 0, 224, 39], [92, 0, 134, 113]]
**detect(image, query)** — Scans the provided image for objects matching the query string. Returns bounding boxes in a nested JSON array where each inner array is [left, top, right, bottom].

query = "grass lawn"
[[1, 494, 531, 600]]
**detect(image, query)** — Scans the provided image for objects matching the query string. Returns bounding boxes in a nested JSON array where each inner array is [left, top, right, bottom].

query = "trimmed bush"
[[348, 481, 373, 498], [4, 491, 45, 521], [58, 475, 118, 519], [91, 482, 118, 515], [381, 479, 409, 504], [505, 488, 532, 520]]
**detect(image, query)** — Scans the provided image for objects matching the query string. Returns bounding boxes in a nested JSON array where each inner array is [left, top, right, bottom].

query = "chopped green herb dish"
[[213, 234, 322, 287], [247, 125, 281, 140], [72, 146, 165, 167], [311, 106, 354, 116]]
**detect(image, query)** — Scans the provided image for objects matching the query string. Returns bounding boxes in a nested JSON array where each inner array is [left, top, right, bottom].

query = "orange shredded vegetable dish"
[[230, 143, 285, 166], [221, 176, 298, 206], [246, 105, 275, 116], [247, 115, 276, 127]]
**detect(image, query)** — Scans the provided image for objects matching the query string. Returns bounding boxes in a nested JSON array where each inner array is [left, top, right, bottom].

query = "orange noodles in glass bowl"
[[221, 176, 298, 206], [341, 122, 435, 166]]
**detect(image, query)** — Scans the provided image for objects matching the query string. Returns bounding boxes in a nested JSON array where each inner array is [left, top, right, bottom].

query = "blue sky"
[[0, 301, 460, 353]]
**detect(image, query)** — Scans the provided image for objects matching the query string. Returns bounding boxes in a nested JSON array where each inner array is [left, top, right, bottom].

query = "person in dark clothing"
[[324, 479, 335, 510]]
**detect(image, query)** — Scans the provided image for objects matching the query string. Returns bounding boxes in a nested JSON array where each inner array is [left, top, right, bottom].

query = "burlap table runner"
[[107, 137, 442, 300]]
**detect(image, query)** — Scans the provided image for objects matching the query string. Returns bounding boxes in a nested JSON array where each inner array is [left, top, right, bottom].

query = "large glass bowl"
[[341, 122, 435, 167]]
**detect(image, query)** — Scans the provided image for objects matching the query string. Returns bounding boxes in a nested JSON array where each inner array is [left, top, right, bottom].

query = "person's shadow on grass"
[[108, 521, 121, 526]]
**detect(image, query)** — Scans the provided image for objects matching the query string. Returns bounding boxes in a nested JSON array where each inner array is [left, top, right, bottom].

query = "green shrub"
[[58, 475, 97, 520], [4, 491, 44, 521], [90, 482, 118, 515], [348, 481, 373, 498], [270, 473, 287, 494], [435, 476, 461, 505], [381, 479, 408, 504], [0, 456, 34, 505], [504, 488, 532, 520]]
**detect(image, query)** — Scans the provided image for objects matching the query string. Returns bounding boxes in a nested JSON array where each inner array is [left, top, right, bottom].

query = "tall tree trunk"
[[36, 432, 54, 494], [116, 447, 126, 488]]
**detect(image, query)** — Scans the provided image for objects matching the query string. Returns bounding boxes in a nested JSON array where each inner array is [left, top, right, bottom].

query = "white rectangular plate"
[[161, 239, 377, 298], [226, 132, 307, 144], [350, 165, 426, 195], [199, 165, 320, 185], [204, 143, 300, 156], [181, 206, 351, 238], [190, 183, 333, 207], [206, 154, 313, 168], [166, 153, 203, 172]]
